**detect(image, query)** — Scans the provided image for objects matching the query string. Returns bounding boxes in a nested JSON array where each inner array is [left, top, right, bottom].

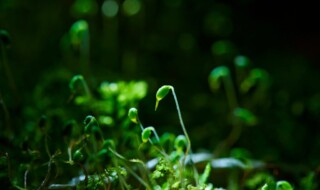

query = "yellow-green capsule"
[[240, 68, 269, 93], [84, 115, 99, 133], [128, 107, 139, 124], [70, 20, 89, 46], [69, 75, 84, 92], [233, 108, 257, 126], [174, 135, 188, 151], [141, 127, 154, 143], [276, 181, 293, 190], [155, 85, 172, 110], [234, 55, 251, 68], [209, 66, 230, 90]]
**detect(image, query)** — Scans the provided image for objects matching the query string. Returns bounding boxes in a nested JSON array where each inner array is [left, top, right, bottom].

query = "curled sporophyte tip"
[[141, 127, 155, 143], [84, 115, 99, 133], [84, 115, 95, 125], [209, 66, 230, 90], [155, 85, 173, 110], [174, 135, 188, 151], [69, 75, 84, 91], [210, 66, 229, 78], [128, 107, 139, 124]]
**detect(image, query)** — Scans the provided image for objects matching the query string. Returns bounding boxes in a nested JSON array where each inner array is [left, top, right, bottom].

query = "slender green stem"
[[109, 149, 127, 190], [223, 75, 238, 110], [151, 128, 161, 144], [214, 74, 241, 157], [171, 88, 191, 157], [171, 88, 199, 186], [24, 169, 29, 189], [122, 162, 151, 189], [137, 116, 168, 157], [44, 134, 51, 157], [155, 85, 198, 185], [213, 123, 242, 157], [138, 123, 144, 131], [108, 147, 138, 190], [80, 78, 91, 99], [67, 147, 73, 163], [37, 155, 55, 190]]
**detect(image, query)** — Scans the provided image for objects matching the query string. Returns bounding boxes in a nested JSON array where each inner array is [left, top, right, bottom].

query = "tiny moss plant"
[[128, 107, 139, 125], [69, 74, 91, 102], [233, 108, 257, 126], [209, 66, 240, 156], [209, 66, 238, 110], [261, 180, 293, 190], [240, 68, 270, 94], [155, 85, 191, 158], [141, 126, 159, 143], [84, 115, 103, 137], [174, 134, 188, 152], [3, 73, 297, 189], [209, 60, 269, 157], [125, 86, 218, 189], [128, 107, 161, 147], [128, 107, 145, 132], [154, 85, 203, 188], [69, 20, 90, 71]]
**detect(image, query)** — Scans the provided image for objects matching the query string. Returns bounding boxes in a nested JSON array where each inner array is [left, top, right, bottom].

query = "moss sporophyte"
[[2, 72, 291, 190], [155, 85, 191, 157]]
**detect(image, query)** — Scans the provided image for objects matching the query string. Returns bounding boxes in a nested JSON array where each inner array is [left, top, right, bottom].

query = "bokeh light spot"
[[122, 0, 141, 16], [71, 0, 98, 17], [234, 55, 251, 67], [102, 0, 119, 18], [211, 40, 235, 56], [205, 12, 233, 36]]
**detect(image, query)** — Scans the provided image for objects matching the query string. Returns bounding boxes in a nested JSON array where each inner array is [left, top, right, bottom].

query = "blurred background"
[[1, 0, 320, 175]]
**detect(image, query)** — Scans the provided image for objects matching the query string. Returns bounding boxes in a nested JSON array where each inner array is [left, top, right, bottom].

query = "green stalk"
[[155, 85, 199, 185], [80, 77, 91, 99], [129, 108, 168, 157], [108, 147, 147, 189], [213, 69, 242, 157], [170, 88, 191, 157], [222, 74, 238, 111], [69, 75, 92, 100]]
